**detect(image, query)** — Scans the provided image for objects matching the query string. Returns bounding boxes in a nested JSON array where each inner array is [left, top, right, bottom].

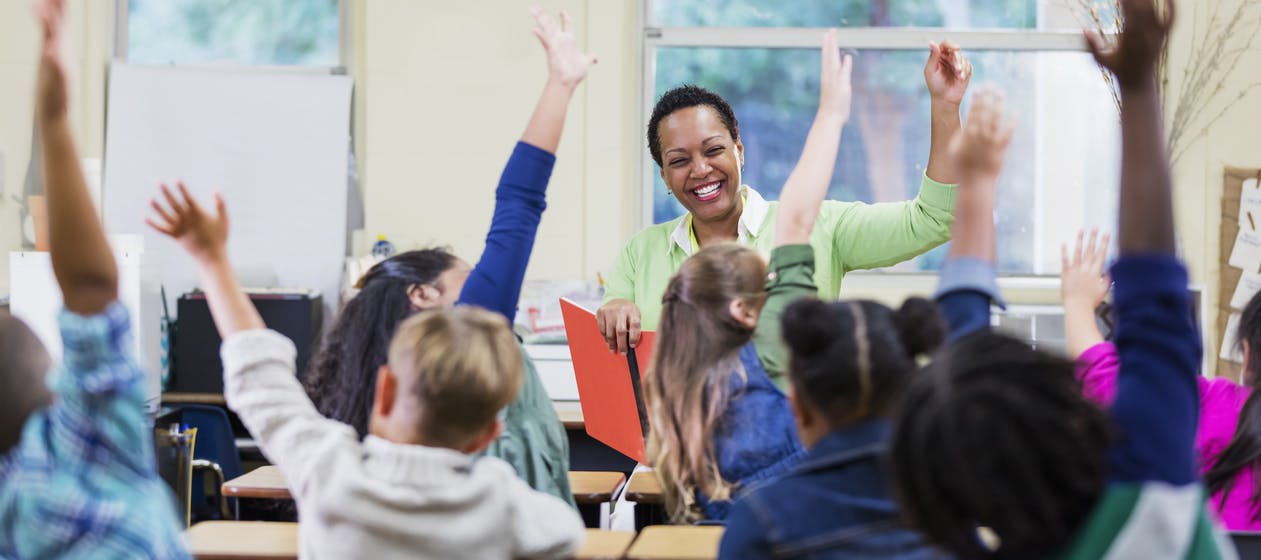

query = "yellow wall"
[[1166, 0, 1261, 371], [0, 0, 111, 296], [2, 0, 1257, 372]]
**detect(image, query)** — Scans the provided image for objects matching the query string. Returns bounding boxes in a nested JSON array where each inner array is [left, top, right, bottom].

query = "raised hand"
[[1061, 229, 1112, 312], [818, 29, 854, 124], [948, 88, 1016, 181], [1085, 0, 1174, 87], [925, 40, 973, 106], [531, 6, 598, 90], [146, 182, 230, 265], [33, 0, 70, 122]]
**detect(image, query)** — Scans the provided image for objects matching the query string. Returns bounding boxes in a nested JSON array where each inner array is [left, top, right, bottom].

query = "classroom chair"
[[170, 404, 244, 521]]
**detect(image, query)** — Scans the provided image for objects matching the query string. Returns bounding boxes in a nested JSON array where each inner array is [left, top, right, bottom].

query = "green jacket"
[[480, 345, 576, 508], [604, 175, 956, 331]]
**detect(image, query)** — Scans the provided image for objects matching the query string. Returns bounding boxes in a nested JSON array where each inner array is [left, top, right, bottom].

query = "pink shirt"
[[1077, 342, 1257, 530]]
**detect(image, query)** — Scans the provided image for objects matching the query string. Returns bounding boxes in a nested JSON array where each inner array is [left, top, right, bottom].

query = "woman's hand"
[[531, 6, 598, 90], [924, 40, 973, 107], [597, 298, 642, 354]]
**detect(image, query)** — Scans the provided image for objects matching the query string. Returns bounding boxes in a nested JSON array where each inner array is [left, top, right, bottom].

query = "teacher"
[[597, 42, 974, 354]]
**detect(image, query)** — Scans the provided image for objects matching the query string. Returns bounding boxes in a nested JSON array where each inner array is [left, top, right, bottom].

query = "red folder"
[[559, 298, 655, 464]]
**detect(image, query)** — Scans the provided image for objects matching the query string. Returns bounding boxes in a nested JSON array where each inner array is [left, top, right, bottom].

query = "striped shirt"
[[0, 303, 188, 559]]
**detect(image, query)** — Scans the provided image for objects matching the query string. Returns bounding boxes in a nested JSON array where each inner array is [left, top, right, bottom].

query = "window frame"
[[639, 0, 1103, 276], [113, 0, 351, 73]]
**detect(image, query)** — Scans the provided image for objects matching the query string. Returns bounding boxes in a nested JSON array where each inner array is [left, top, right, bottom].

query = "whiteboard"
[[103, 64, 352, 319]]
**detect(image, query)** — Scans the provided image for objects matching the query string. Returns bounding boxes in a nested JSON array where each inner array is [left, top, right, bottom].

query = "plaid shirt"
[[0, 303, 188, 559]]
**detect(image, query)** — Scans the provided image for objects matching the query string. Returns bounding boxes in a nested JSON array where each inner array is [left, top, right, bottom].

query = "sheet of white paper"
[[1242, 178, 1261, 229], [1233, 273, 1261, 310], [1230, 228, 1261, 271], [1222, 312, 1245, 363]]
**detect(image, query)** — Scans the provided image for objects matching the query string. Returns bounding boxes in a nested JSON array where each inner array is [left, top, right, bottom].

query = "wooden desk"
[[626, 470, 663, 504], [575, 529, 636, 560], [186, 521, 297, 559], [162, 392, 226, 406], [625, 525, 724, 560], [570, 471, 626, 505], [225, 465, 624, 505], [223, 465, 290, 500], [554, 400, 585, 429], [164, 393, 585, 429]]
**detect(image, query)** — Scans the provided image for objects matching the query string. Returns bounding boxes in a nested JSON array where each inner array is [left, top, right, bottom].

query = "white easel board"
[[103, 64, 353, 319]]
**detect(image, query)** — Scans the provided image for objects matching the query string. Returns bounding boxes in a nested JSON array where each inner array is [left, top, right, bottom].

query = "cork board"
[[1217, 167, 1261, 380]]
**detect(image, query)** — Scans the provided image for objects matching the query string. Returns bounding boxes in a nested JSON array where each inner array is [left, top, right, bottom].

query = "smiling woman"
[[596, 41, 968, 355]]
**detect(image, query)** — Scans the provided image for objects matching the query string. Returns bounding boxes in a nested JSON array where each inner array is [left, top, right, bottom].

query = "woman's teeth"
[[692, 182, 721, 200]]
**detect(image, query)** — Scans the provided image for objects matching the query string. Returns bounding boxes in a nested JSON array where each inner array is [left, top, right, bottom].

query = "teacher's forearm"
[[925, 100, 962, 185]]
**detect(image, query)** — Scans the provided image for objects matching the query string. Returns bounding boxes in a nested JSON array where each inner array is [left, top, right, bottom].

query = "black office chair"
[[1232, 531, 1261, 559]]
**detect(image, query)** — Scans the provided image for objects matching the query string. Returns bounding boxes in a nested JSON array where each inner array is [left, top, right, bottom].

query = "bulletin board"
[[1217, 167, 1261, 380]]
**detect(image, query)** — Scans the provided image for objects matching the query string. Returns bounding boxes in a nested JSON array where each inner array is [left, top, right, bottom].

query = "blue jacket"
[[719, 420, 946, 560], [699, 343, 806, 521]]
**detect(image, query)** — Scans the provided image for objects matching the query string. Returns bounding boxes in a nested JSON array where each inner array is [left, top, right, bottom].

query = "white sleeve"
[[499, 461, 585, 559], [220, 329, 360, 498]]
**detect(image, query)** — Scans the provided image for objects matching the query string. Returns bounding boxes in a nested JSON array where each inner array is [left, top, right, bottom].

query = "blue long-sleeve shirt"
[[0, 304, 188, 559], [934, 255, 1230, 558], [456, 141, 554, 324]]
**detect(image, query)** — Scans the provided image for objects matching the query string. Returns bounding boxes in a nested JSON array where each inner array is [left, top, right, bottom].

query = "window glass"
[[127, 0, 340, 66], [650, 47, 1119, 273], [652, 0, 1039, 29]]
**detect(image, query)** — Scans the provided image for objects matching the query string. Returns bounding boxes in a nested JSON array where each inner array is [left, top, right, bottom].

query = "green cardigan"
[[603, 174, 957, 331]]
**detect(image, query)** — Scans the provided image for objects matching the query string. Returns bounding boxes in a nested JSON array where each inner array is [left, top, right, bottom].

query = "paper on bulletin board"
[[1234, 272, 1261, 310], [1241, 178, 1261, 229], [1222, 312, 1245, 363], [1229, 228, 1261, 271]]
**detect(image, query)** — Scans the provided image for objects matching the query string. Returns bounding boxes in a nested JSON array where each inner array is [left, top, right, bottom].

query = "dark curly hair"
[[647, 84, 740, 168], [303, 248, 459, 437], [889, 331, 1111, 559], [781, 297, 944, 428]]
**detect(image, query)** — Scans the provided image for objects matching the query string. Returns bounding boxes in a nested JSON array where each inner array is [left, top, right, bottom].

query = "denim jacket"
[[698, 342, 807, 521], [718, 419, 947, 559]]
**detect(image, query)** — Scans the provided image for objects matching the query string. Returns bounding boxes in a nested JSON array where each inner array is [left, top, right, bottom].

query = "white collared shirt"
[[668, 185, 772, 256]]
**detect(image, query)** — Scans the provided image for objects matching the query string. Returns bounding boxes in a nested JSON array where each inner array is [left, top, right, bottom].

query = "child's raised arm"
[[1061, 229, 1111, 358], [1086, 0, 1198, 487], [35, 0, 117, 315], [146, 183, 263, 337], [455, 7, 596, 324], [520, 6, 598, 153], [774, 29, 852, 247], [1086, 0, 1175, 256], [934, 89, 1015, 339]]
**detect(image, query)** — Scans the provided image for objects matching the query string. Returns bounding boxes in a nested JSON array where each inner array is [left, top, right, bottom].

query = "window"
[[122, 0, 342, 66], [644, 0, 1121, 274]]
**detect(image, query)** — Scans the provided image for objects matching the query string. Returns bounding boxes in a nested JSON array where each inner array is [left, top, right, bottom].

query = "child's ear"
[[728, 299, 759, 329], [788, 385, 814, 430], [372, 364, 398, 419], [461, 418, 504, 454], [407, 284, 442, 311]]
